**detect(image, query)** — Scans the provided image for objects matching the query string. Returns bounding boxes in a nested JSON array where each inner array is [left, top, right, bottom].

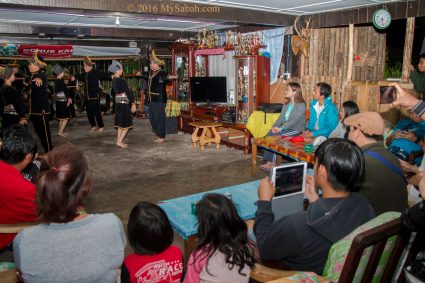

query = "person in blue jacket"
[[302, 82, 338, 138]]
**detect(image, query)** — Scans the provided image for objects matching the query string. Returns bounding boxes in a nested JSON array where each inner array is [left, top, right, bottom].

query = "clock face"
[[373, 9, 392, 30]]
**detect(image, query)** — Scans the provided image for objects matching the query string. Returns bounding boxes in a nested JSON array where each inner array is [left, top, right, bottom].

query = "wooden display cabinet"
[[235, 55, 270, 123]]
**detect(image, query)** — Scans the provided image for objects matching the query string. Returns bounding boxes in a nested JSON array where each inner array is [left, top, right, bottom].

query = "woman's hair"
[[127, 202, 173, 255], [288, 82, 305, 104], [194, 194, 255, 276], [37, 143, 91, 223], [342, 101, 360, 119]]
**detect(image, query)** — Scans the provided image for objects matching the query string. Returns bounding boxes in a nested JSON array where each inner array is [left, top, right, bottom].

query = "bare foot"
[[90, 127, 98, 132], [97, 128, 104, 132], [58, 132, 68, 137], [116, 142, 128, 148], [154, 138, 165, 143]]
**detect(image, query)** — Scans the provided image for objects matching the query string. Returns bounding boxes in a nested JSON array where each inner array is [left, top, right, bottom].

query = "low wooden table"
[[252, 135, 315, 177], [189, 121, 222, 150]]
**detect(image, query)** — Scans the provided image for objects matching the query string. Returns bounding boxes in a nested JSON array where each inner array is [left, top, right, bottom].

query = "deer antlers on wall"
[[292, 16, 312, 58]]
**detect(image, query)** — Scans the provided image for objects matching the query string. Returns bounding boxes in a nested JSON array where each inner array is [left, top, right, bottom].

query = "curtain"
[[261, 27, 285, 84]]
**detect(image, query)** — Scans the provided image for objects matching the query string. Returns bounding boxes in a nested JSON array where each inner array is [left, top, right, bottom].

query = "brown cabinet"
[[235, 55, 270, 123]]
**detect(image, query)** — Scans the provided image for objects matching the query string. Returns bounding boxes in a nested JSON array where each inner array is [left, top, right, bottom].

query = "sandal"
[[260, 162, 276, 172]]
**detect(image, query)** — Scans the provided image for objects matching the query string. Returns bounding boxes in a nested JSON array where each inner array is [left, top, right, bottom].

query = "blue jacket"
[[307, 96, 339, 138]]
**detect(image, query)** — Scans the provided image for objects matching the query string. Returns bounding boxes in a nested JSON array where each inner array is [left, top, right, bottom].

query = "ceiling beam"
[[0, 0, 294, 26]]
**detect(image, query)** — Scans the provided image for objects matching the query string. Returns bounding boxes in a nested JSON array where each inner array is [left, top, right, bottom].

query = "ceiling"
[[0, 0, 407, 47]]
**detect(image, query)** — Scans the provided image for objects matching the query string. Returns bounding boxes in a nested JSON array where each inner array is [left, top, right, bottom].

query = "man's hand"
[[395, 130, 416, 142], [271, 127, 281, 134], [131, 104, 137, 113], [305, 174, 319, 203], [67, 98, 73, 107], [33, 78, 43, 87], [258, 176, 276, 202], [390, 83, 419, 109], [399, 159, 419, 174], [302, 130, 313, 139]]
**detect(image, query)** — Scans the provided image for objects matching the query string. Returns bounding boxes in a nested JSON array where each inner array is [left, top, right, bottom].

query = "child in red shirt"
[[121, 202, 183, 283]]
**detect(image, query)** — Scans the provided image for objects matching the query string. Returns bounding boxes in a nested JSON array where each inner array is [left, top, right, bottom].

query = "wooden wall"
[[304, 26, 386, 82]]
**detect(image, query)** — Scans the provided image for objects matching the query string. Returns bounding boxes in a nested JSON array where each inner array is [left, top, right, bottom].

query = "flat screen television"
[[190, 76, 227, 104]]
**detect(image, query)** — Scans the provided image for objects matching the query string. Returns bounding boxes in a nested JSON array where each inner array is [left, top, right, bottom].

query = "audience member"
[[345, 112, 408, 215], [260, 82, 306, 171], [410, 53, 425, 99], [0, 126, 37, 250], [13, 143, 126, 283], [121, 202, 183, 283], [329, 100, 359, 139], [303, 82, 338, 138], [254, 138, 374, 274], [184, 194, 255, 283]]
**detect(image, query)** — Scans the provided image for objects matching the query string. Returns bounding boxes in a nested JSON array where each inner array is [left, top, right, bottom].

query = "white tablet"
[[270, 161, 307, 199]]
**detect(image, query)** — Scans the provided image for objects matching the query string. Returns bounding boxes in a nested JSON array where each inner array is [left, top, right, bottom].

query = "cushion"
[[323, 211, 401, 282]]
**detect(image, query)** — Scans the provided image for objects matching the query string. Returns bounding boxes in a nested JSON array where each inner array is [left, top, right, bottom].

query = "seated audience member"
[[0, 126, 37, 251], [260, 82, 306, 171], [386, 109, 425, 165], [254, 138, 374, 274], [410, 53, 425, 99], [184, 194, 255, 283], [345, 112, 408, 215], [121, 202, 183, 283], [329, 100, 359, 138], [303, 82, 338, 139], [13, 144, 126, 283]]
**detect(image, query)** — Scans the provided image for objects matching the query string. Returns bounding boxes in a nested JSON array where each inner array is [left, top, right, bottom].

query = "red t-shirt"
[[0, 160, 37, 249], [121, 245, 183, 283]]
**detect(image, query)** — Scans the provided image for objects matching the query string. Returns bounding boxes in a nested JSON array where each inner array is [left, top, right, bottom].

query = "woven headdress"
[[83, 56, 94, 66], [150, 50, 165, 66], [0, 65, 13, 80], [28, 50, 47, 68]]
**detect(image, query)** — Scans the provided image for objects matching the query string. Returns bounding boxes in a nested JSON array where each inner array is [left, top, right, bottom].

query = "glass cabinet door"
[[175, 53, 189, 105], [235, 56, 256, 123]]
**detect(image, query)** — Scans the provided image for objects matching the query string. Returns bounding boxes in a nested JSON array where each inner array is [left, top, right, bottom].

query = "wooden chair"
[[250, 212, 420, 283]]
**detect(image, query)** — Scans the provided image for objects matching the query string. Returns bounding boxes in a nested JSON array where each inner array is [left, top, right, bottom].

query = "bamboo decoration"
[[346, 24, 354, 82], [402, 17, 415, 81]]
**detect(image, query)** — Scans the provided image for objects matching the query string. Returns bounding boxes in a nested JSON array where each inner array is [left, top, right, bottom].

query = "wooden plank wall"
[[299, 25, 386, 110]]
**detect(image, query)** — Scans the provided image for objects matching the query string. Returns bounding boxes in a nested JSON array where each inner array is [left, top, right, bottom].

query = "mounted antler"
[[292, 16, 312, 58]]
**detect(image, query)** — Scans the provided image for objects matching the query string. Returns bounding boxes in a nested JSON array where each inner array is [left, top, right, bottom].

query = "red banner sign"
[[194, 48, 225, 57], [17, 45, 74, 58]]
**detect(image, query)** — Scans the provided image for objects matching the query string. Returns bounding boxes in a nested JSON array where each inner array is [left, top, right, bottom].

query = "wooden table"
[[252, 135, 315, 177], [189, 121, 222, 150]]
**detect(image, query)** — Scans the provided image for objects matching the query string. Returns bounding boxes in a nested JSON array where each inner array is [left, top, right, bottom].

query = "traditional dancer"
[[52, 64, 72, 137], [27, 50, 53, 152], [0, 65, 27, 129], [73, 57, 105, 132], [147, 50, 175, 143], [108, 60, 136, 148]]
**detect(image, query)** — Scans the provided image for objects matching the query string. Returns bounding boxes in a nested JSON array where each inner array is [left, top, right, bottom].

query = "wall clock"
[[372, 8, 392, 30]]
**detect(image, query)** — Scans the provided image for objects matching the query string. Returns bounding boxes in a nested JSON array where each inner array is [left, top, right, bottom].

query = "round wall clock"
[[372, 8, 392, 30]]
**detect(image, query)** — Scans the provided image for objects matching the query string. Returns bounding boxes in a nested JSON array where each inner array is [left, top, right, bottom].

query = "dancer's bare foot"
[[97, 127, 104, 132], [116, 142, 128, 148], [90, 127, 98, 132], [58, 132, 68, 137], [154, 138, 165, 143]]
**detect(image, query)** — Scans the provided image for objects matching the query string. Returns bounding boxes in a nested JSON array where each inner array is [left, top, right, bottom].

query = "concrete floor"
[[44, 114, 267, 255]]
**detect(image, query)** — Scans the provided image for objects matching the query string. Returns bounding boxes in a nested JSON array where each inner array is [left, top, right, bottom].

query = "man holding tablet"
[[254, 138, 375, 274]]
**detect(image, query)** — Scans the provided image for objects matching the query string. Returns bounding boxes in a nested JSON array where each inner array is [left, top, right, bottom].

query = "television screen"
[[190, 77, 227, 103]]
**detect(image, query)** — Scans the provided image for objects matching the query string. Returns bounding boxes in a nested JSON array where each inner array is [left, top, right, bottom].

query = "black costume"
[[54, 78, 71, 120], [28, 70, 53, 152], [147, 70, 168, 139], [0, 85, 26, 129], [67, 79, 77, 119], [75, 68, 105, 128], [112, 77, 134, 128]]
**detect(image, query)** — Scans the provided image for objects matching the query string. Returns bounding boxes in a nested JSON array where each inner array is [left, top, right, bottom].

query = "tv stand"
[[179, 104, 252, 154]]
